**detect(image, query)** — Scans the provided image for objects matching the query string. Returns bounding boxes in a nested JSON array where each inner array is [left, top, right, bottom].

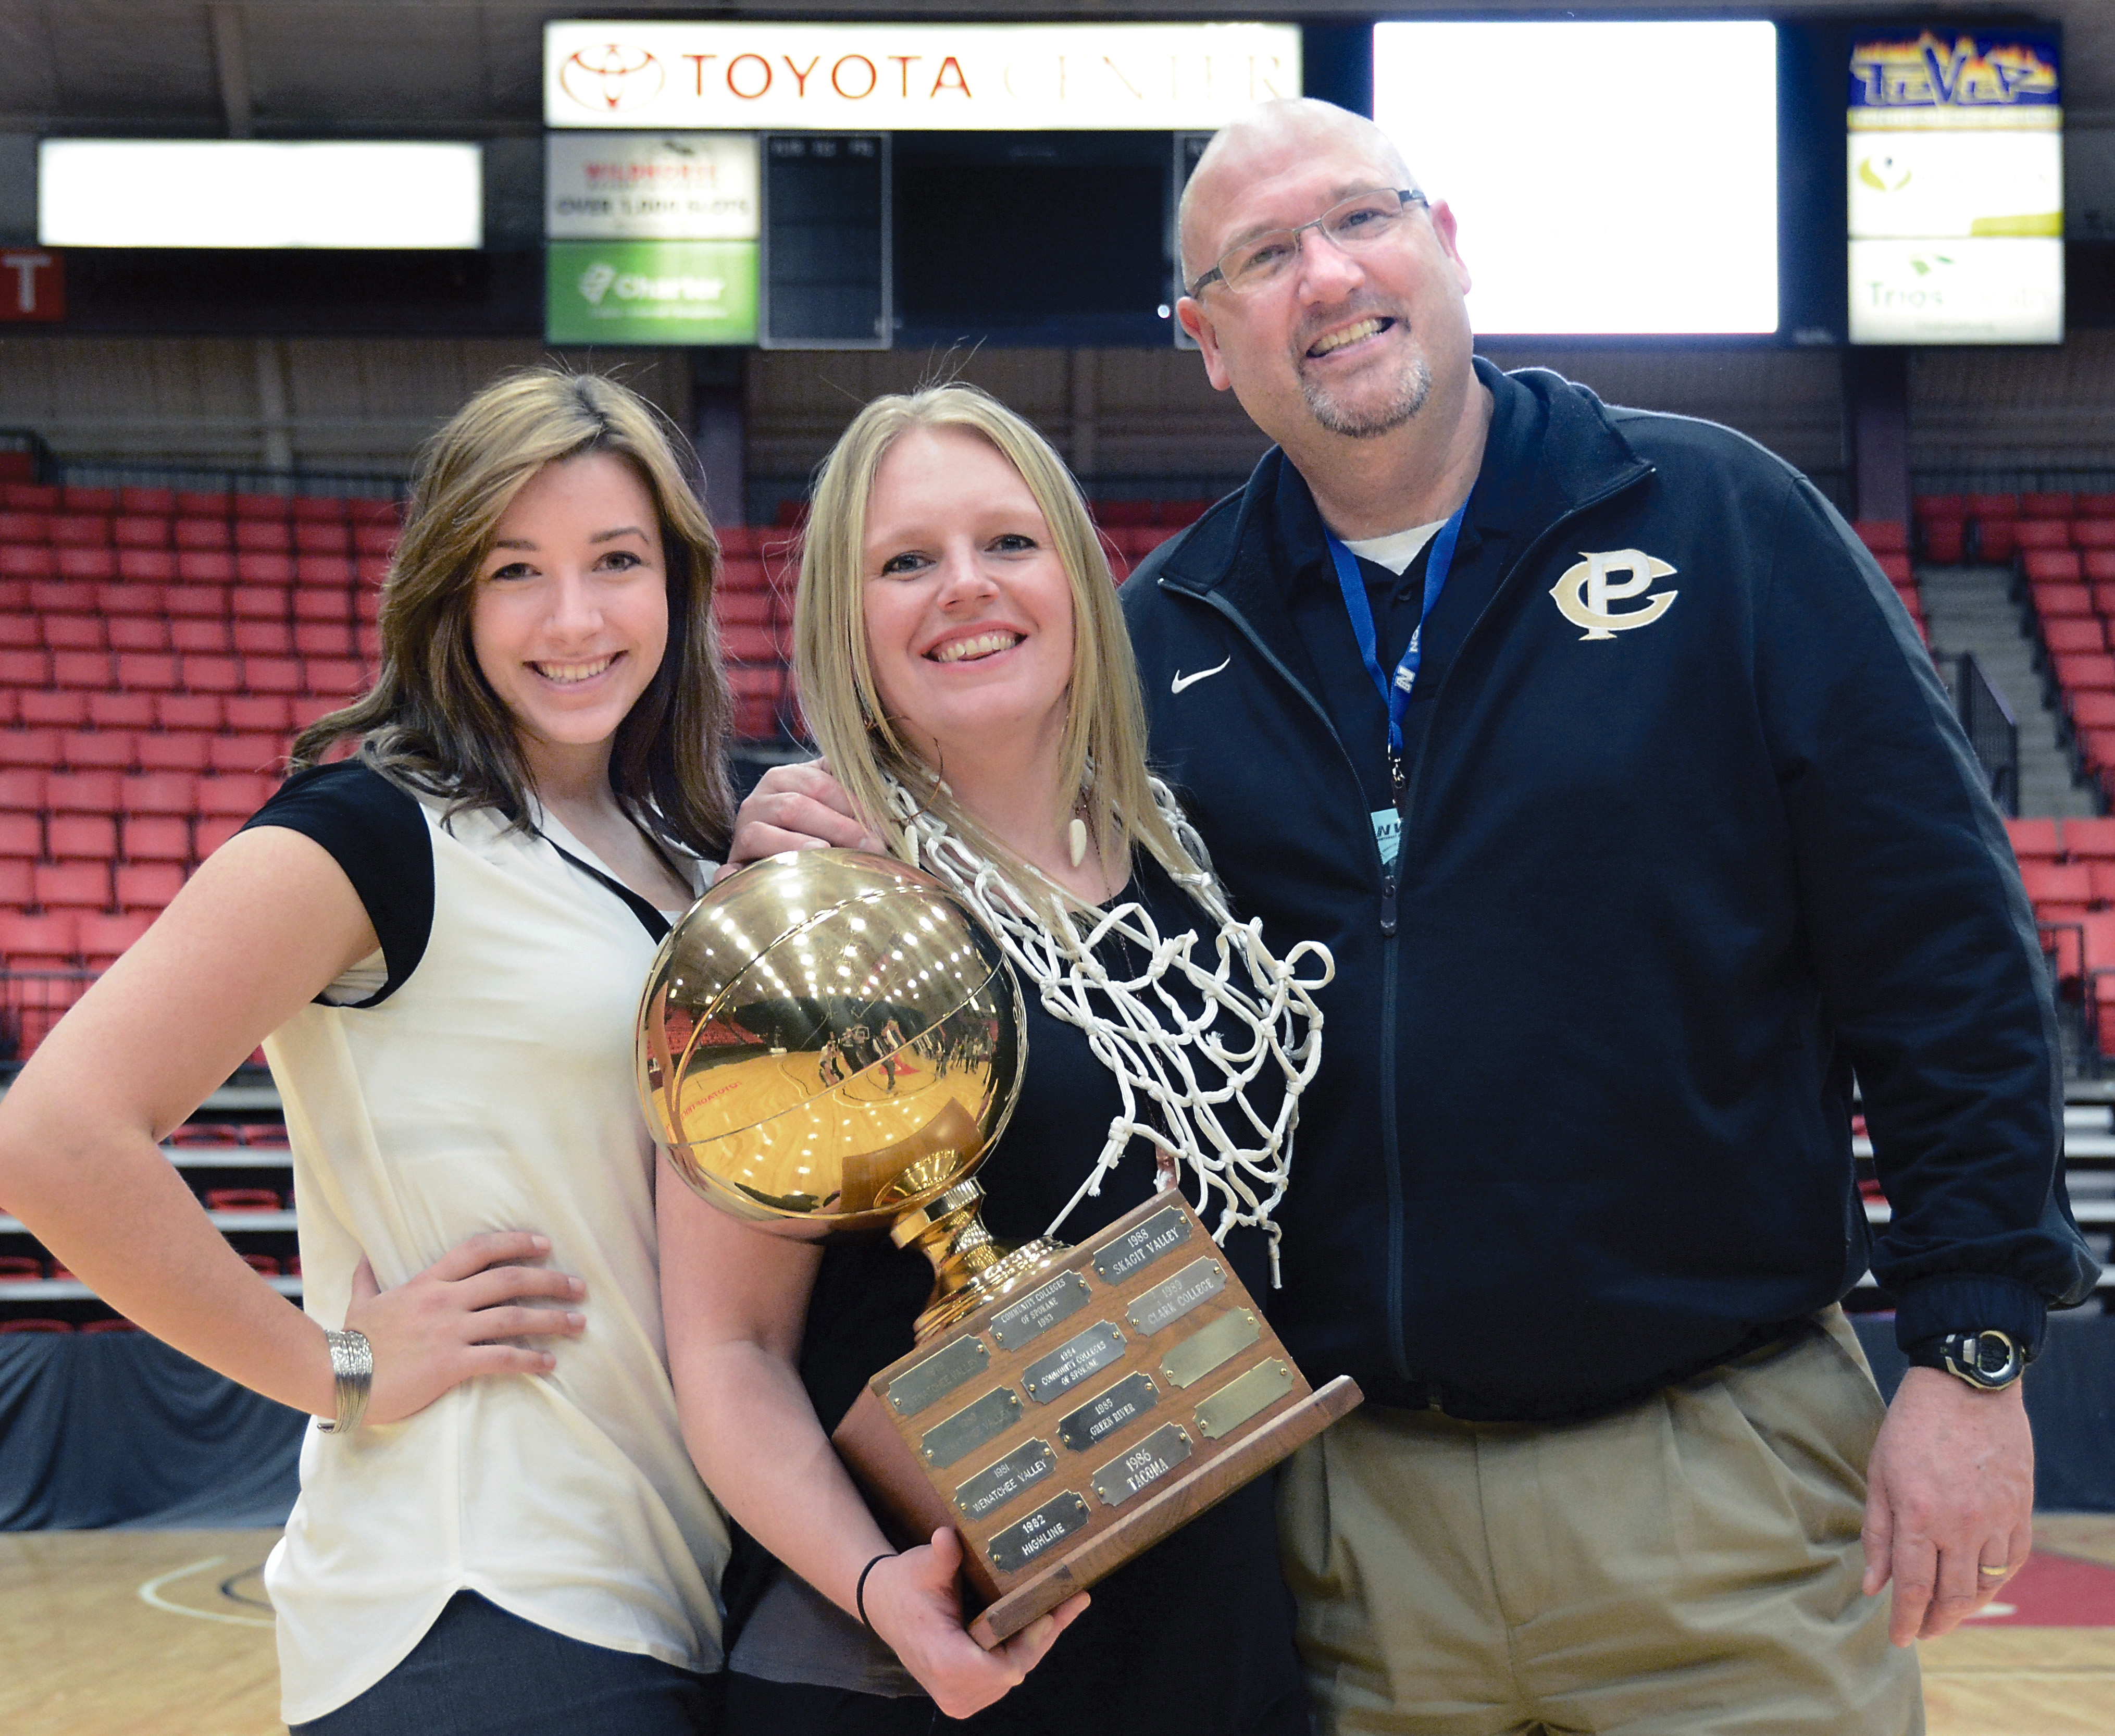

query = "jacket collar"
[[1154, 357, 1655, 609]]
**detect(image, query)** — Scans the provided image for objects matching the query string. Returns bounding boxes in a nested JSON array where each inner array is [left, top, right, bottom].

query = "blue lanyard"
[[1323, 494, 1470, 799]]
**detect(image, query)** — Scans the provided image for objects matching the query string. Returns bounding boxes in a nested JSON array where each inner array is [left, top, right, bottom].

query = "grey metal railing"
[[1956, 651, 2020, 816]]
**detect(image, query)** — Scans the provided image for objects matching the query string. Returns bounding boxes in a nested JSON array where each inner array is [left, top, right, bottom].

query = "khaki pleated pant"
[[1278, 1308, 1924, 1735]]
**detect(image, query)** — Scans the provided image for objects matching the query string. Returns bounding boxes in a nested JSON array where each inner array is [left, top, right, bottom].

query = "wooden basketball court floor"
[[3, 1517, 2112, 1734]]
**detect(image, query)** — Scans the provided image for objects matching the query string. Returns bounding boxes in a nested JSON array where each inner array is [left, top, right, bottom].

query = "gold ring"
[[1978, 1564, 2009, 1578]]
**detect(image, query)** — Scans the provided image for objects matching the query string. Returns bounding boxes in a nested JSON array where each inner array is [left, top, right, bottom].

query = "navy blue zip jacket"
[[1122, 359, 2098, 1421]]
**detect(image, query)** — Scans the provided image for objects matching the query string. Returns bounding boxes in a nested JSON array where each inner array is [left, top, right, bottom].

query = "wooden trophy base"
[[830, 1191, 1363, 1645]]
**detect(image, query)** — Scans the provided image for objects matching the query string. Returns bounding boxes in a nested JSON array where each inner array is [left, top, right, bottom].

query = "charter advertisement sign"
[[544, 20, 1300, 131], [546, 134, 760, 240], [1847, 29, 2063, 344], [545, 239, 759, 345]]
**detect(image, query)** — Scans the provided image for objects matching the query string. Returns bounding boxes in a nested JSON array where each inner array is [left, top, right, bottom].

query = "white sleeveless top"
[[255, 767, 727, 1725]]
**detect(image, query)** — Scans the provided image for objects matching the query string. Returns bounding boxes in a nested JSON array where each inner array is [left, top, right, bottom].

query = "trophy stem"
[[890, 1178, 1071, 1341]]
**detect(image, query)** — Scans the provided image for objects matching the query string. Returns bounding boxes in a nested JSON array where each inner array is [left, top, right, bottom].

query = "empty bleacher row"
[[1910, 490, 2115, 565], [2002, 504, 2115, 804], [2009, 815, 2115, 1055]]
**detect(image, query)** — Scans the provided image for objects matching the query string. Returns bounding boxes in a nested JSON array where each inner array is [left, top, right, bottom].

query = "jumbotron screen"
[[1371, 21, 1779, 337]]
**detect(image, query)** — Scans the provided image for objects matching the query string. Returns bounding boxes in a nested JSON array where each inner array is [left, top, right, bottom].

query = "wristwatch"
[[1913, 1328, 2030, 1392]]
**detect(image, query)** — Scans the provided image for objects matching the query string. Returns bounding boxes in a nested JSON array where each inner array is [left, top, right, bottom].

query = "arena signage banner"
[[545, 239, 759, 345], [546, 134, 760, 241], [544, 20, 1300, 131], [1846, 28, 2063, 344]]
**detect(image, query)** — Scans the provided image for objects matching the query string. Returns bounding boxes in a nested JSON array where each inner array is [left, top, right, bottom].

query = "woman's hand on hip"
[[344, 1231, 587, 1425], [863, 1528, 1089, 1718], [718, 759, 885, 881]]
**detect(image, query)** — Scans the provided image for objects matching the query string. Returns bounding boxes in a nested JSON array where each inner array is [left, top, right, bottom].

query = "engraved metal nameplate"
[[1126, 1256, 1226, 1336], [1195, 1359, 1294, 1440], [954, 1439, 1058, 1521], [1021, 1321, 1126, 1404], [987, 1492, 1091, 1574], [1091, 1205, 1191, 1286], [1056, 1371, 1160, 1452], [1161, 1307, 1260, 1390], [921, 1386, 1023, 1469], [988, 1272, 1094, 1351], [1091, 1422, 1194, 1508], [888, 1335, 989, 1418]]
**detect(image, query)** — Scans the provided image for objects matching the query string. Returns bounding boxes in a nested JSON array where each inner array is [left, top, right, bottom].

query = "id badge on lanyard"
[[1323, 495, 1470, 872]]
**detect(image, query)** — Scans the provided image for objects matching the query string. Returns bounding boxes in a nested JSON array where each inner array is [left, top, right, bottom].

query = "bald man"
[[1110, 98, 2098, 1734]]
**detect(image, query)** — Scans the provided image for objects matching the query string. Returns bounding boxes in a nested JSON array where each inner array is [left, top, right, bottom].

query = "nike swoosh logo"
[[1171, 658, 1231, 695]]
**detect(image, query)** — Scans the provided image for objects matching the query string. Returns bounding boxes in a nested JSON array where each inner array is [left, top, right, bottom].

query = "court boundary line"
[[138, 1554, 277, 1629]]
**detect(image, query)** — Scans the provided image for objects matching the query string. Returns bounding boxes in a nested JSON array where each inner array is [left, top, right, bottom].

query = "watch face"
[[1972, 1335, 2013, 1377]]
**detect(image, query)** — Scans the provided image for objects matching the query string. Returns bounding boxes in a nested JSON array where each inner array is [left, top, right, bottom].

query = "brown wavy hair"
[[290, 368, 735, 857]]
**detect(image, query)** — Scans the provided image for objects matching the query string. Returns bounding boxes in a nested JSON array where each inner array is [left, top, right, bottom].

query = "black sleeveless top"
[[792, 853, 1305, 1736]]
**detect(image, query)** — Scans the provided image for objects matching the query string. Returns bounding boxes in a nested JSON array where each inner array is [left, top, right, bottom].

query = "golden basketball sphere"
[[636, 849, 1026, 1236]]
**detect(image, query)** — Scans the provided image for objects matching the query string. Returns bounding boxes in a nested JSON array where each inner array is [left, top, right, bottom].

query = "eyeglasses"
[[1188, 188, 1429, 297]]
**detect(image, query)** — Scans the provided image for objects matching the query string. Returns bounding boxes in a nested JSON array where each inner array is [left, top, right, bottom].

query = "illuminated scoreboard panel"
[[1847, 29, 2063, 345]]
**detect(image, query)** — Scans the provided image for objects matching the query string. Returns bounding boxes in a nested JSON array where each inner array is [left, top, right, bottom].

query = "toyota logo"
[[559, 43, 666, 113]]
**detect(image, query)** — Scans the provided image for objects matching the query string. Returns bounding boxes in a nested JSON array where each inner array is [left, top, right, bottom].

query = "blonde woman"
[[662, 385, 1329, 1736], [0, 371, 735, 1733]]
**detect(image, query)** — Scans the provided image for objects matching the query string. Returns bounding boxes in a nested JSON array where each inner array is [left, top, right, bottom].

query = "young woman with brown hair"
[[0, 369, 737, 1733]]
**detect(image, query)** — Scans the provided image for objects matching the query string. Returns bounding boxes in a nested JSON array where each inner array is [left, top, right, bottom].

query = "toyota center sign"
[[545, 20, 1300, 131]]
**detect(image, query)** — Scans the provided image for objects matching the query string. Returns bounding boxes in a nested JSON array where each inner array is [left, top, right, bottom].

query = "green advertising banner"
[[546, 240, 758, 345]]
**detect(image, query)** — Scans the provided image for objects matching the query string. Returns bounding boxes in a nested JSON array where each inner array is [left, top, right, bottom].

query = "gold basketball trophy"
[[637, 850, 1359, 1644]]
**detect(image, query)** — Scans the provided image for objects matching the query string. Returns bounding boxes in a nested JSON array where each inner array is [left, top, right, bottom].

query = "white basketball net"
[[884, 775, 1333, 1285]]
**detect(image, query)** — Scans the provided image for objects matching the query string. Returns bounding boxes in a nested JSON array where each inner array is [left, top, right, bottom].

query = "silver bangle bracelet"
[[316, 1327, 373, 1434]]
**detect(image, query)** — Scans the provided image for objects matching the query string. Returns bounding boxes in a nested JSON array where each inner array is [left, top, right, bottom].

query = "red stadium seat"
[[305, 659, 365, 696], [243, 655, 303, 693], [1, 482, 58, 510], [2025, 552, 2084, 585], [51, 650, 112, 688], [0, 858, 31, 903], [0, 811, 39, 855], [173, 518, 231, 551], [2073, 692, 2115, 729], [50, 513, 108, 547], [134, 733, 212, 772], [2090, 554, 2115, 586], [0, 729, 60, 768], [42, 614, 106, 652], [0, 766, 45, 808], [33, 860, 110, 908], [112, 549, 171, 585], [154, 693, 222, 731], [59, 486, 116, 513], [99, 578, 166, 615], [235, 552, 294, 585], [0, 544, 56, 579], [293, 495, 349, 524], [296, 553, 356, 587], [0, 647, 51, 684], [234, 519, 292, 553], [170, 619, 233, 655], [48, 812, 116, 858], [197, 773, 274, 815], [86, 691, 155, 729], [120, 771, 197, 815], [58, 730, 134, 771], [2075, 520, 2115, 550], [1853, 519, 1909, 554], [1980, 520, 2020, 562], [226, 695, 292, 733], [232, 492, 290, 522], [181, 655, 241, 694], [347, 498, 399, 529], [1874, 552, 1913, 585], [121, 814, 191, 862], [176, 490, 230, 517], [165, 583, 228, 618], [115, 861, 184, 910], [2022, 492, 2074, 519], [2018, 520, 2073, 552], [293, 621, 353, 657], [107, 617, 170, 653], [111, 515, 169, 549], [231, 583, 290, 620], [119, 487, 176, 514], [207, 734, 283, 775], [293, 587, 352, 623], [2022, 861, 2095, 904], [2054, 654, 2115, 692], [20, 691, 89, 728], [2068, 817, 2115, 859], [234, 622, 295, 658], [1923, 520, 1964, 563], [175, 550, 236, 584], [351, 524, 398, 557], [293, 520, 350, 554], [45, 771, 119, 813], [0, 507, 51, 540], [56, 547, 116, 582], [1, 908, 81, 958], [2044, 619, 2104, 653], [195, 814, 246, 857]]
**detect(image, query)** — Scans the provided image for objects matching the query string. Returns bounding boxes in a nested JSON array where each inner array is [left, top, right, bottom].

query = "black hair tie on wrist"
[[855, 1552, 894, 1632]]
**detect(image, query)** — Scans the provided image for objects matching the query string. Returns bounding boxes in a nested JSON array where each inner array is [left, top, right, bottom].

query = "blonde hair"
[[291, 368, 735, 857], [794, 383, 1204, 902]]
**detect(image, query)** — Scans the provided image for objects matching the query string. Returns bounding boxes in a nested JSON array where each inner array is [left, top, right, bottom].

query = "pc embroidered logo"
[[1550, 550, 1679, 641]]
